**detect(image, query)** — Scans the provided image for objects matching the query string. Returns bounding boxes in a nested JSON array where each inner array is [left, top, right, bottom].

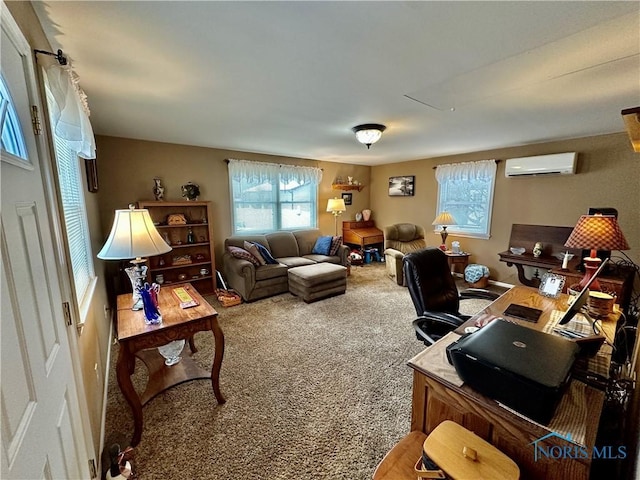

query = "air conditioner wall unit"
[[504, 152, 577, 177]]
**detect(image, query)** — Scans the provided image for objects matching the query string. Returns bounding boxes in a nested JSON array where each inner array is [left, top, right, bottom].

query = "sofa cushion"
[[244, 241, 266, 265], [252, 242, 278, 264], [292, 229, 322, 256], [227, 245, 261, 266], [329, 235, 343, 256], [312, 236, 332, 255], [255, 263, 289, 281], [265, 231, 300, 258], [276, 256, 316, 268], [303, 254, 341, 264]]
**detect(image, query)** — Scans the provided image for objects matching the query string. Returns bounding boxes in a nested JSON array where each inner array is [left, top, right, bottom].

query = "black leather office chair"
[[403, 248, 499, 346]]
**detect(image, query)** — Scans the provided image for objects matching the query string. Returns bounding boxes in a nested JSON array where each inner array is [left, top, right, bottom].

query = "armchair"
[[383, 223, 427, 285], [403, 248, 499, 346]]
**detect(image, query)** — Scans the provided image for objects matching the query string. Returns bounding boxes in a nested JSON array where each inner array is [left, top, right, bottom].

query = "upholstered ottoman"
[[288, 263, 348, 303]]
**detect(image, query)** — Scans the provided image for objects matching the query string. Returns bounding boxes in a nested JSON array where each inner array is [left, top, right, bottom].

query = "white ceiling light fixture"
[[352, 123, 386, 149]]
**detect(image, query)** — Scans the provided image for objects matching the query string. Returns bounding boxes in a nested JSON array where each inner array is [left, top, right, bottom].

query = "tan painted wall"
[[95, 135, 371, 268], [371, 132, 640, 284], [6, 0, 111, 459]]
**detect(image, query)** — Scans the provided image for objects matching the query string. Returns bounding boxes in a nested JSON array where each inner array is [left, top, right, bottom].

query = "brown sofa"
[[223, 229, 350, 301]]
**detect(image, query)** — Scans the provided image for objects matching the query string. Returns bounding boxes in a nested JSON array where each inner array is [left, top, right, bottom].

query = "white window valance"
[[227, 159, 322, 185], [43, 64, 96, 159], [435, 159, 497, 183]]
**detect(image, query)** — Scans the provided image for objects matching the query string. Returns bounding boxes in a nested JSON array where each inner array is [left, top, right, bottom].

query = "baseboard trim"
[[452, 272, 515, 290]]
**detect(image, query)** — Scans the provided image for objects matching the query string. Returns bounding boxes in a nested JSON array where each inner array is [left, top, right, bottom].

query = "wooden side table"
[[444, 251, 470, 274], [116, 283, 225, 446]]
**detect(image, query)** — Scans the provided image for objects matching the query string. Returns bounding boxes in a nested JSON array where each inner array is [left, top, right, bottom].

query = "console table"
[[444, 251, 470, 274], [498, 224, 581, 286], [116, 283, 225, 446]]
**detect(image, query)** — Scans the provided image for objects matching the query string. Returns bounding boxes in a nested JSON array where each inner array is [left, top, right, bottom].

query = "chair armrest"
[[383, 248, 404, 260], [459, 288, 500, 301], [413, 312, 465, 346]]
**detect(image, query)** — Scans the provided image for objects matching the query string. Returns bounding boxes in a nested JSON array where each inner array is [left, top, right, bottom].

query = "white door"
[[1, 6, 91, 479]]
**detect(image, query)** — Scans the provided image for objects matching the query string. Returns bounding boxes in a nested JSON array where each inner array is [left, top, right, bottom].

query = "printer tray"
[[448, 320, 579, 425]]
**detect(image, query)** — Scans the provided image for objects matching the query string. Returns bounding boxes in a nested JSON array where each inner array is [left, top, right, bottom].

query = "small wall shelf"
[[331, 184, 364, 192]]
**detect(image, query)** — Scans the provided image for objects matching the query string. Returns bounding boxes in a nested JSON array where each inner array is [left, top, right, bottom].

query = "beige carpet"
[[103, 263, 506, 479]]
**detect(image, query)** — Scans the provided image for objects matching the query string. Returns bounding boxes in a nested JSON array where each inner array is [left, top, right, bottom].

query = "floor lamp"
[[97, 205, 172, 310], [327, 198, 346, 235]]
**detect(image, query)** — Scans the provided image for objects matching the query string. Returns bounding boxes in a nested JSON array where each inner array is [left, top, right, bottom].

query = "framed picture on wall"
[[388, 176, 415, 196], [341, 192, 352, 205]]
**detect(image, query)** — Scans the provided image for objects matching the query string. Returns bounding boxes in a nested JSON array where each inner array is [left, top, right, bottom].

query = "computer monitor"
[[558, 258, 609, 325]]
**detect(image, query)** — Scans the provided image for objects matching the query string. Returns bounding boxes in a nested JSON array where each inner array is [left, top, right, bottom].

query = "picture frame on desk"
[[539, 273, 564, 298]]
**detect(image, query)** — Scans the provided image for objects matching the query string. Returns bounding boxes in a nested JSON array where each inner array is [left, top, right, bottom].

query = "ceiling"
[[32, 1, 640, 166]]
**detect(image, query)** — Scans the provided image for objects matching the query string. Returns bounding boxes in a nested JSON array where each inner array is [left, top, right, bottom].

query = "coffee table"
[[116, 283, 225, 446]]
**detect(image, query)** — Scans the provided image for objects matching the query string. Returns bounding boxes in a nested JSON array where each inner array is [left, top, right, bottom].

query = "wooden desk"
[[116, 284, 225, 446], [342, 220, 383, 250], [376, 286, 619, 480]]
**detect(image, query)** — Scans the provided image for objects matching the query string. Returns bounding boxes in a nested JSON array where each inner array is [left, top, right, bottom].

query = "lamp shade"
[[97, 207, 172, 260], [352, 124, 386, 149], [432, 212, 457, 226], [564, 215, 629, 252], [326, 198, 346, 214]]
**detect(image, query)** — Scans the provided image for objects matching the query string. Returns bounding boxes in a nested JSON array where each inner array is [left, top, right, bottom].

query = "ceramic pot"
[[355, 212, 363, 221], [362, 209, 371, 221]]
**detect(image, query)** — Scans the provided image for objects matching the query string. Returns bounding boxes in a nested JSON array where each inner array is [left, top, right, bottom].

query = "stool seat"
[[373, 422, 519, 480], [288, 263, 347, 303]]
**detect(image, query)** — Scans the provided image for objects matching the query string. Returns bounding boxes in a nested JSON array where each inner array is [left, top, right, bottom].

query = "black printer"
[[447, 319, 579, 425]]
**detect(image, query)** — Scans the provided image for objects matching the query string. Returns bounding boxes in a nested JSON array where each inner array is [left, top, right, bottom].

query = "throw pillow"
[[253, 242, 278, 264], [227, 245, 260, 266], [329, 235, 343, 256], [244, 241, 266, 265], [312, 235, 332, 255]]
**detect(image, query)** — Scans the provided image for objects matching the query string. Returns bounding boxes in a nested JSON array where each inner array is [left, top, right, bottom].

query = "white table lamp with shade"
[[97, 204, 172, 310]]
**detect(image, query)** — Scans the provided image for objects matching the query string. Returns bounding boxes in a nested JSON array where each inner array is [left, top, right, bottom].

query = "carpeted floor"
[[103, 262, 507, 479]]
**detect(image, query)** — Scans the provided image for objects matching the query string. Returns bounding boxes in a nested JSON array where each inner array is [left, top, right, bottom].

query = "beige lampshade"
[[432, 212, 457, 226], [97, 206, 172, 260], [326, 198, 346, 214], [564, 215, 629, 253]]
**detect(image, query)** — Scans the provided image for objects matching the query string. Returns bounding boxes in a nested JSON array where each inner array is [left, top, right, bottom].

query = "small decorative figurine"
[[152, 178, 164, 201], [181, 182, 200, 201], [533, 242, 543, 258]]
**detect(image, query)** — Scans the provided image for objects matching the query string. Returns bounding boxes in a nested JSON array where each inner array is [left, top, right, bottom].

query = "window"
[[228, 159, 322, 234], [435, 159, 497, 239], [0, 74, 28, 161], [44, 67, 96, 313]]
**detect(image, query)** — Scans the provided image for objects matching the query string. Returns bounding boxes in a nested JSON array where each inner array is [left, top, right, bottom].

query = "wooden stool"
[[373, 421, 519, 480]]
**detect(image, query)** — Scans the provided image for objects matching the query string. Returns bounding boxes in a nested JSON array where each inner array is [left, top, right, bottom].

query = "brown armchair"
[[383, 223, 427, 285]]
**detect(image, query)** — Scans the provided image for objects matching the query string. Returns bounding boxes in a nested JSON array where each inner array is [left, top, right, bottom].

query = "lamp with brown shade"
[[564, 214, 629, 291]]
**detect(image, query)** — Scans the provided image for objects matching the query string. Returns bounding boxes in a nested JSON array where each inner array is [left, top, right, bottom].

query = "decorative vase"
[[362, 209, 371, 221], [157, 339, 185, 366], [138, 283, 162, 325], [355, 212, 363, 222], [152, 177, 164, 201]]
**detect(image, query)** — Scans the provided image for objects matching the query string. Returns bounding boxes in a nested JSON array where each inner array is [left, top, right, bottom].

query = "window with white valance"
[[228, 159, 322, 234], [435, 159, 497, 239], [44, 64, 96, 315]]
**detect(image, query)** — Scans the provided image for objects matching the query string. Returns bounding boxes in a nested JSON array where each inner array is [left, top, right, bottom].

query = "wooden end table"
[[444, 251, 470, 274], [116, 283, 225, 446]]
